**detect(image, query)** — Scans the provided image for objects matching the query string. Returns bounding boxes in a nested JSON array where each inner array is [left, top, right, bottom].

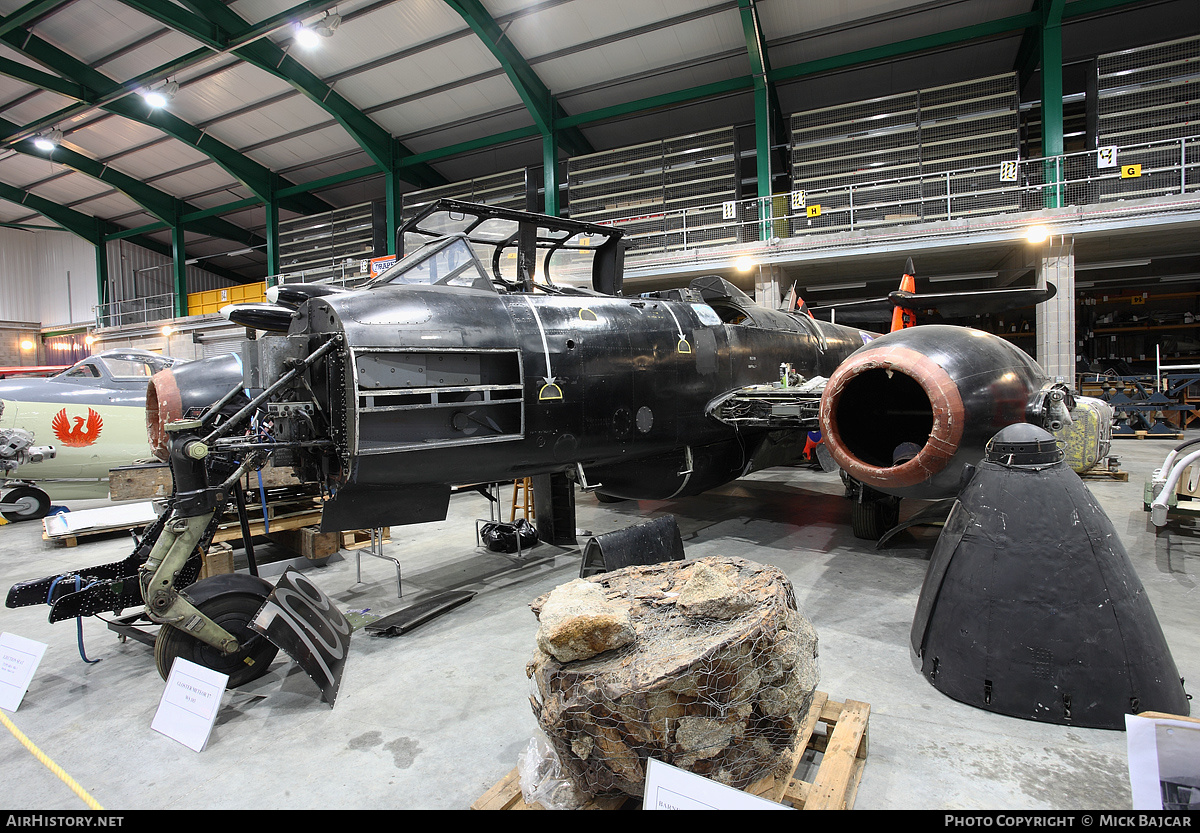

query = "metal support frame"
[[265, 195, 280, 279], [355, 528, 401, 598], [739, 0, 780, 242], [1041, 0, 1066, 209], [171, 214, 188, 318]]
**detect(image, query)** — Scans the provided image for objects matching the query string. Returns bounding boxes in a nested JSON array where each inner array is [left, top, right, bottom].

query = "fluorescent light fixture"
[[1076, 276, 1139, 288], [1156, 273, 1200, 284], [927, 271, 999, 283], [1076, 258, 1152, 271], [805, 282, 867, 292]]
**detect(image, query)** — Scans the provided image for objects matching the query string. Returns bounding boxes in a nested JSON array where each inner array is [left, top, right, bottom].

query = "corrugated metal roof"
[[0, 0, 1191, 280]]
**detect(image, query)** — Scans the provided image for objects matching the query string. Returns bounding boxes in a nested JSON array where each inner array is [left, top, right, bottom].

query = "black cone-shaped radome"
[[911, 424, 1190, 729]]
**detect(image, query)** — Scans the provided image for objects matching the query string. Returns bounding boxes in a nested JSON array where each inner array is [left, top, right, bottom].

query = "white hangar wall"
[[0, 228, 97, 329]]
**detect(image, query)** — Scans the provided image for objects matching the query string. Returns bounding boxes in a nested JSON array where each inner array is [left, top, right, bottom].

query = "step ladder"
[[510, 477, 535, 522]]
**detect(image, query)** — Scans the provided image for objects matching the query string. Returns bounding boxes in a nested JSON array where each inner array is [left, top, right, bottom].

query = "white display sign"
[[790, 190, 806, 210], [151, 658, 229, 752], [0, 632, 47, 711], [999, 160, 1019, 182], [1098, 146, 1119, 168], [721, 201, 736, 220], [1126, 713, 1200, 810], [642, 758, 791, 810]]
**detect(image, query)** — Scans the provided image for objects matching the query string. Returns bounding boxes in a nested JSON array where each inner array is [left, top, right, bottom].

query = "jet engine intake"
[[818, 325, 1045, 500], [146, 353, 247, 461]]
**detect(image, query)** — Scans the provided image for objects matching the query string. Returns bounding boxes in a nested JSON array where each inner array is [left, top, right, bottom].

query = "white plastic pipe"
[[1150, 447, 1200, 526]]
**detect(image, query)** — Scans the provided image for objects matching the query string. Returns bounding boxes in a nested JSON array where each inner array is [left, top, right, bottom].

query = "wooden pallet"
[[1113, 430, 1185, 439], [1081, 468, 1130, 481], [471, 692, 870, 810]]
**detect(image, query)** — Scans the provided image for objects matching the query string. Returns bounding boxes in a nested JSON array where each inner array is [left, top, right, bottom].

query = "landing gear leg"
[[154, 591, 278, 687], [842, 473, 901, 540]]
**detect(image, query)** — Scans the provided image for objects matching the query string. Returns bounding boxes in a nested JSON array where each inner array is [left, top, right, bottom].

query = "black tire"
[[594, 491, 627, 504], [154, 591, 278, 688], [851, 496, 900, 540], [1, 485, 51, 522]]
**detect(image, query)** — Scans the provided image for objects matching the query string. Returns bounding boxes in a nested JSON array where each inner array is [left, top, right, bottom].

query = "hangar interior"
[[1, 0, 1199, 812]]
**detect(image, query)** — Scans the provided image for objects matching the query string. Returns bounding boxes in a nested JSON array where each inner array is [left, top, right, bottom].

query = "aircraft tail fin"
[[784, 282, 815, 318], [806, 258, 1057, 327], [890, 258, 917, 332]]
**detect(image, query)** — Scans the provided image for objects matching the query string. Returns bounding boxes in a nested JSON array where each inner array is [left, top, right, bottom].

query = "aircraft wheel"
[[851, 496, 900, 540], [1, 485, 51, 522], [154, 592, 278, 688], [594, 492, 628, 504]]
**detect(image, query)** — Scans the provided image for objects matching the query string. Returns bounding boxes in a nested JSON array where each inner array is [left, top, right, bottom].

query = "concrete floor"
[[0, 434, 1196, 811]]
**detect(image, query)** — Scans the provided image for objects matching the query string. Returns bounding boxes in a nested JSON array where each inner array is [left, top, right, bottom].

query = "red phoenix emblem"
[[51, 407, 104, 447]]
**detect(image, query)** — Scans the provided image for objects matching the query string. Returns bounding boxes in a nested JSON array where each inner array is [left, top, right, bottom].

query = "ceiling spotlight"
[[735, 256, 754, 272], [294, 24, 320, 48], [313, 12, 341, 37], [295, 12, 341, 48], [143, 80, 178, 108], [32, 128, 62, 152], [1026, 225, 1050, 244]]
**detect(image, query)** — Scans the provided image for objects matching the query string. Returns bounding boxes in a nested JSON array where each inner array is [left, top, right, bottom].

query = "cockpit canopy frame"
[[395, 199, 626, 295]]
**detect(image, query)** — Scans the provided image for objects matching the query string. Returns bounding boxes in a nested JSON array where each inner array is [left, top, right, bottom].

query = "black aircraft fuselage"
[[316, 279, 870, 504], [145, 200, 1056, 535], [154, 270, 880, 531]]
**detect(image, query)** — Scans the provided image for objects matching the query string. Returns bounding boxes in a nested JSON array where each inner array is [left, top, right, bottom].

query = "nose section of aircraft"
[[146, 353, 245, 460]]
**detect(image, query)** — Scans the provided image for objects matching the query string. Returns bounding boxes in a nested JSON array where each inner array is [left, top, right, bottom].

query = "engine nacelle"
[[146, 353, 246, 461], [818, 325, 1046, 500]]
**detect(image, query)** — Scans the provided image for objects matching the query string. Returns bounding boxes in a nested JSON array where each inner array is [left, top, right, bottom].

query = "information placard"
[[151, 658, 229, 752], [0, 632, 46, 711], [1127, 713, 1200, 810], [642, 758, 790, 810]]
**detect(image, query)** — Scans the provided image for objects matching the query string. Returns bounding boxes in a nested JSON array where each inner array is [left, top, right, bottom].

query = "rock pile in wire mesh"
[[527, 556, 819, 799]]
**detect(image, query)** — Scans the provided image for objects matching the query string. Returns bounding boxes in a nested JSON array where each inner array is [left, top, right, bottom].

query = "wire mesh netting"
[[400, 169, 529, 222], [567, 128, 738, 254], [1098, 35, 1200, 149], [788, 73, 1020, 236], [526, 556, 819, 800]]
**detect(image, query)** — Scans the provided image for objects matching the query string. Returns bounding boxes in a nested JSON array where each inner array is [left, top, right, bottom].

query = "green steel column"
[[386, 163, 400, 254], [543, 129, 560, 217], [265, 193, 280, 281], [386, 143, 402, 255], [1041, 0, 1065, 208], [754, 82, 772, 240], [171, 214, 187, 318], [739, 0, 775, 241], [93, 238, 108, 323]]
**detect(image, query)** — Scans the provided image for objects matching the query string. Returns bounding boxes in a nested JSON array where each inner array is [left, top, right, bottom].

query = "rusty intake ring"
[[818, 344, 964, 491], [145, 367, 181, 462], [145, 353, 247, 462]]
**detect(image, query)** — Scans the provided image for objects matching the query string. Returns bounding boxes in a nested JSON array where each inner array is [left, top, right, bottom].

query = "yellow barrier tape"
[[0, 708, 104, 810]]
